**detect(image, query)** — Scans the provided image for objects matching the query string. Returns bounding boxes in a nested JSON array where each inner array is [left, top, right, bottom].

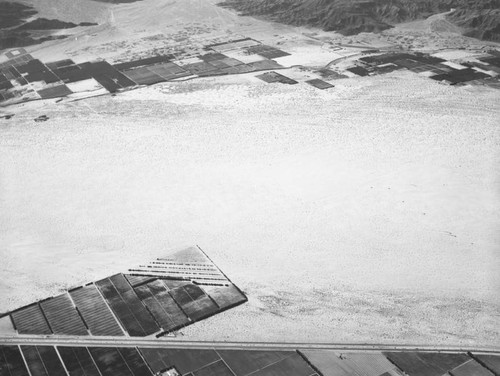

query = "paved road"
[[1, 335, 499, 354]]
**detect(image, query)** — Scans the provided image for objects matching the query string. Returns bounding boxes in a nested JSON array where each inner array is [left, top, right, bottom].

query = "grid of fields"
[[0, 247, 247, 338], [2, 345, 498, 376]]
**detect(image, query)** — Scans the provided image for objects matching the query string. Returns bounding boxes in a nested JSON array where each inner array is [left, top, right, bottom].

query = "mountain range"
[[218, 0, 500, 42]]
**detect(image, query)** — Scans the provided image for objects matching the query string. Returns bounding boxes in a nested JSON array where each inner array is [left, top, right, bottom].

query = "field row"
[[1, 344, 499, 376]]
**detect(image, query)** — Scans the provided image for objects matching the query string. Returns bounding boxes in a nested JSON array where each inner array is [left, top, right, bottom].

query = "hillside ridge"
[[218, 0, 500, 41]]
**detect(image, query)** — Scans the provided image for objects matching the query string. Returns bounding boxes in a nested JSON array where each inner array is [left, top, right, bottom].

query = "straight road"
[[1, 335, 499, 354]]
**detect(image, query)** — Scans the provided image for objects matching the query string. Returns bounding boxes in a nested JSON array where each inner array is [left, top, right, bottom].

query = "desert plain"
[[0, 0, 499, 347]]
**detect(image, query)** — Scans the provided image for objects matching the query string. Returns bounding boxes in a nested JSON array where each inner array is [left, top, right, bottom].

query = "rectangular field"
[[146, 62, 190, 80], [200, 285, 246, 310], [183, 62, 218, 76], [472, 354, 500, 374], [347, 66, 370, 76], [138, 348, 220, 375], [255, 72, 298, 85], [383, 352, 470, 376], [122, 68, 166, 85], [21, 346, 66, 376], [113, 55, 174, 71], [306, 79, 334, 90], [168, 284, 219, 322], [251, 353, 317, 376], [125, 275, 156, 287], [450, 360, 494, 376], [116, 348, 153, 376], [134, 280, 190, 332], [70, 285, 124, 336], [36, 85, 73, 99], [88, 347, 133, 376], [39, 294, 88, 335], [0, 345, 30, 376], [57, 347, 101, 376], [192, 360, 234, 376], [299, 350, 358, 376], [10, 304, 52, 335], [95, 275, 159, 336], [217, 350, 292, 376], [247, 60, 282, 71]]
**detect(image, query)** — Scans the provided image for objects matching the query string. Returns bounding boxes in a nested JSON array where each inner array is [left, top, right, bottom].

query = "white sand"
[[1, 71, 499, 345]]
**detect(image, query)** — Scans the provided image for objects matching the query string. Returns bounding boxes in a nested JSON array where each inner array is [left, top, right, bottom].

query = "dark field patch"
[[383, 352, 471, 376], [37, 85, 72, 99], [306, 78, 334, 89], [21, 346, 66, 376], [206, 59, 231, 69], [373, 63, 402, 74], [299, 350, 359, 376], [217, 350, 292, 376], [259, 49, 290, 59], [88, 348, 133, 376], [80, 61, 135, 92], [95, 275, 160, 336], [417, 352, 470, 371], [39, 294, 87, 335], [183, 62, 218, 75], [316, 68, 347, 80], [192, 360, 234, 376], [134, 280, 190, 333], [138, 348, 220, 375], [473, 354, 500, 374], [46, 59, 75, 70], [479, 56, 500, 68], [169, 283, 219, 322], [58, 347, 101, 376], [11, 304, 52, 335], [116, 348, 153, 376], [147, 62, 190, 80], [113, 55, 174, 71], [247, 59, 282, 71], [245, 45, 290, 59], [219, 57, 244, 67], [450, 359, 494, 376], [251, 352, 316, 376], [0, 80, 14, 90], [222, 64, 255, 74], [162, 279, 191, 289], [256, 71, 298, 84], [430, 68, 490, 84], [360, 53, 415, 65], [199, 53, 227, 62], [347, 66, 370, 76], [125, 274, 156, 287], [70, 285, 124, 336], [122, 67, 166, 85], [201, 284, 247, 310], [15, 59, 45, 74], [0, 345, 30, 376]]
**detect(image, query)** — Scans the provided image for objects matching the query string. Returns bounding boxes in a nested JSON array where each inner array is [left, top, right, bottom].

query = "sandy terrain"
[[1, 69, 499, 345]]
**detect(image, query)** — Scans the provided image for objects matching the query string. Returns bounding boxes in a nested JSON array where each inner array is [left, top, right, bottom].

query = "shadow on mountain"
[[0, 1, 98, 51]]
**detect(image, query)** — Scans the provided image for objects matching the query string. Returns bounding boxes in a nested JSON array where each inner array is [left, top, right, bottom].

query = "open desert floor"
[[1, 68, 499, 345]]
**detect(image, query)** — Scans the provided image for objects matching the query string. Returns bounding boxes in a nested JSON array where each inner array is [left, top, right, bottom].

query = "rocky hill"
[[218, 0, 500, 41], [448, 5, 500, 42]]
